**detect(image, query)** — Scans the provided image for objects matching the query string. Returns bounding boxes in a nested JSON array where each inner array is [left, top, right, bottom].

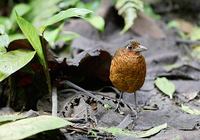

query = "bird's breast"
[[109, 53, 146, 93]]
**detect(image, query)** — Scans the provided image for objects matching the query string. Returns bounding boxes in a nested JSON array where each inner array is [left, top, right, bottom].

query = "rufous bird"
[[109, 41, 147, 110]]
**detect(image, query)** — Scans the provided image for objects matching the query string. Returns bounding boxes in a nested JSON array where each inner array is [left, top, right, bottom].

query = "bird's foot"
[[114, 99, 138, 118], [114, 100, 122, 112]]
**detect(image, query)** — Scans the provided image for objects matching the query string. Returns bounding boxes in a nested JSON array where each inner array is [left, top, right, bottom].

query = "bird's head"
[[126, 41, 147, 53]]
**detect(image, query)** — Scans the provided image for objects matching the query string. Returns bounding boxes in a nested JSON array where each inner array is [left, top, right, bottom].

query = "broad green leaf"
[[40, 8, 92, 32], [76, 0, 101, 12], [0, 24, 5, 34], [44, 28, 61, 47], [0, 115, 72, 140], [10, 4, 31, 21], [59, 0, 79, 9], [9, 33, 25, 42], [0, 17, 12, 32], [84, 15, 105, 32], [30, 0, 61, 27], [0, 34, 9, 47], [16, 13, 47, 69], [122, 8, 137, 33], [181, 104, 200, 115], [167, 20, 179, 29], [143, 4, 160, 20], [0, 49, 36, 82], [57, 31, 80, 43], [100, 123, 167, 138], [155, 77, 175, 99], [115, 0, 144, 33], [0, 114, 27, 124]]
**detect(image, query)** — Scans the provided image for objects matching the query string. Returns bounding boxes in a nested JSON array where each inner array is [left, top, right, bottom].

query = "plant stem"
[[41, 32, 52, 94], [52, 87, 57, 116]]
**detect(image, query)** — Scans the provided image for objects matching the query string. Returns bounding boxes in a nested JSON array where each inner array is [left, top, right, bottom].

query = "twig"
[[52, 87, 58, 116], [61, 81, 115, 108]]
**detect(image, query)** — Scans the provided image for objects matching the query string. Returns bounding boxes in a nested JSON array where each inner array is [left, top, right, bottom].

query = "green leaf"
[[0, 115, 72, 140], [0, 34, 9, 48], [30, 0, 61, 27], [40, 8, 92, 32], [0, 47, 6, 55], [59, 0, 79, 9], [167, 20, 180, 29], [100, 123, 167, 138], [0, 24, 5, 34], [10, 4, 31, 21], [189, 27, 200, 41], [44, 27, 62, 47], [155, 77, 175, 99], [84, 15, 105, 32], [191, 45, 200, 59], [57, 31, 80, 43], [115, 0, 144, 33], [122, 8, 137, 33], [0, 17, 12, 32], [16, 13, 47, 69], [9, 33, 25, 42], [76, 0, 101, 12], [0, 114, 27, 124], [143, 4, 160, 20], [0, 49, 36, 82], [181, 104, 200, 115]]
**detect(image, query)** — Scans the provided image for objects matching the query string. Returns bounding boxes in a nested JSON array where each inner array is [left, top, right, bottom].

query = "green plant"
[[115, 0, 144, 33], [0, 0, 105, 48], [0, 8, 93, 93]]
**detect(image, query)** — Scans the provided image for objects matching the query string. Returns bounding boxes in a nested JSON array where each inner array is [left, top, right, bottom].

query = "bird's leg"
[[115, 91, 123, 111], [134, 92, 140, 113], [134, 92, 137, 108]]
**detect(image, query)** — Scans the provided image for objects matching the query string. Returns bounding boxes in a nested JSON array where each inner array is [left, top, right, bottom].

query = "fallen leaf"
[[0, 114, 27, 124], [155, 77, 175, 99], [181, 91, 198, 102], [181, 104, 200, 115], [99, 123, 167, 138], [167, 19, 194, 34], [0, 115, 72, 140]]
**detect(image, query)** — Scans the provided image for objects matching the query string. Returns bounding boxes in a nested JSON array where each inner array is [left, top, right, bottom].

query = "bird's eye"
[[127, 45, 132, 50]]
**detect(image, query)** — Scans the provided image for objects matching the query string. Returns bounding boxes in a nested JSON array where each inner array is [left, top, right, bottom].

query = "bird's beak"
[[135, 45, 147, 52]]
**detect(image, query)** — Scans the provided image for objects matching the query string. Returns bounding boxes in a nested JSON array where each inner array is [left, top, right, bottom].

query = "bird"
[[109, 41, 147, 111]]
